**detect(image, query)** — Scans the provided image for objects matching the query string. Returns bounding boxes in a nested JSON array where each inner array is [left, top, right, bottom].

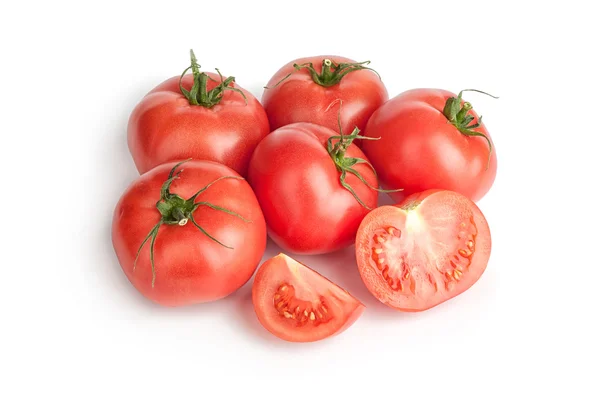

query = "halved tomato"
[[252, 254, 365, 342], [355, 190, 491, 311]]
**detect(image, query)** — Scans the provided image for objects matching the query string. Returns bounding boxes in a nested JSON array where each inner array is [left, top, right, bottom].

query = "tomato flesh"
[[356, 190, 491, 311], [252, 254, 365, 342]]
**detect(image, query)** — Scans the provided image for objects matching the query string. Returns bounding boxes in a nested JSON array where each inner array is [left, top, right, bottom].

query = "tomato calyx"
[[443, 89, 499, 168], [134, 159, 249, 287], [265, 58, 381, 89], [178, 49, 247, 108], [302, 59, 381, 87], [327, 106, 402, 209]]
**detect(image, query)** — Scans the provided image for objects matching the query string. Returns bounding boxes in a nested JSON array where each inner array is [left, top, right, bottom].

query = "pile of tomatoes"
[[112, 50, 496, 343]]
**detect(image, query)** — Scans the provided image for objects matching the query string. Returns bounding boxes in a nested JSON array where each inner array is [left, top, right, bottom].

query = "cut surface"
[[356, 190, 491, 311], [252, 254, 365, 342]]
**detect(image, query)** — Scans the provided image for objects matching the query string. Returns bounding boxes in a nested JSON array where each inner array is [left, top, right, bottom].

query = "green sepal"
[[265, 58, 381, 89], [326, 104, 402, 210], [133, 159, 250, 287], [442, 89, 499, 169]]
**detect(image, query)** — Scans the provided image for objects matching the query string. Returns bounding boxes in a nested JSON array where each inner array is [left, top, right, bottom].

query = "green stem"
[[190, 50, 200, 75], [198, 72, 208, 105], [179, 49, 247, 108], [455, 102, 472, 123], [320, 59, 334, 83]]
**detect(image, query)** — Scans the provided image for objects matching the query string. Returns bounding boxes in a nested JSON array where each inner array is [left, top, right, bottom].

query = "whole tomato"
[[262, 56, 387, 138], [362, 89, 498, 202], [247, 121, 393, 255], [128, 50, 270, 177], [112, 159, 266, 306]]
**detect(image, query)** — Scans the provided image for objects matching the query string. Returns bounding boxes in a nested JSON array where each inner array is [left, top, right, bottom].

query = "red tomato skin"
[[128, 73, 270, 177], [247, 123, 378, 255], [262, 56, 388, 136], [362, 89, 497, 202], [112, 161, 266, 307]]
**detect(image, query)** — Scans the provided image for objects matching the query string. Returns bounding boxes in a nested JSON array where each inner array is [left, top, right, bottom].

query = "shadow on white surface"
[[97, 79, 163, 313]]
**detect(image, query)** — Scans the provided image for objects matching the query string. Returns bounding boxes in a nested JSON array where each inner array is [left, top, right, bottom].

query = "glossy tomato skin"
[[112, 160, 266, 307], [247, 122, 378, 255], [355, 189, 491, 312], [252, 254, 365, 342], [262, 56, 388, 136], [128, 73, 270, 177], [362, 89, 497, 202]]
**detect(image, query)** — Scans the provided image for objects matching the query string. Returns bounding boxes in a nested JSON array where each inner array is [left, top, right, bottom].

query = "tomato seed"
[[409, 277, 416, 294]]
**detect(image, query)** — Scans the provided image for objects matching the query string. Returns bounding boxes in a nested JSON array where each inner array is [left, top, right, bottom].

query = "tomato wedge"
[[252, 254, 365, 342], [355, 190, 491, 311]]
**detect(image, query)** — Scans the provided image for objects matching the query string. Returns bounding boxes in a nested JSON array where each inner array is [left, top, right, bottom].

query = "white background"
[[1, 1, 599, 398]]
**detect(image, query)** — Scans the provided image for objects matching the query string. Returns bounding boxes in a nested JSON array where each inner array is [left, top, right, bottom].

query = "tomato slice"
[[252, 254, 365, 342], [356, 190, 492, 311]]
